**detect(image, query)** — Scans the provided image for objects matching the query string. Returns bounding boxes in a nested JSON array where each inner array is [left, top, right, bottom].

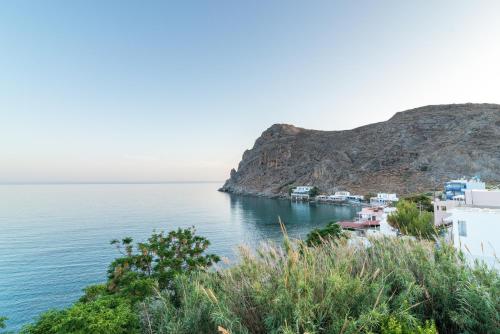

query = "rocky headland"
[[220, 103, 500, 197]]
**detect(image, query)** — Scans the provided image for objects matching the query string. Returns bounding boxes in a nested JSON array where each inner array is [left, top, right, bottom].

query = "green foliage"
[[20, 295, 139, 334], [141, 237, 499, 334], [364, 192, 377, 202], [108, 227, 220, 300], [305, 221, 345, 246], [22, 227, 220, 334], [381, 316, 437, 334], [404, 194, 434, 212], [0, 317, 6, 329], [18, 226, 500, 334], [388, 200, 437, 240], [308, 186, 319, 197]]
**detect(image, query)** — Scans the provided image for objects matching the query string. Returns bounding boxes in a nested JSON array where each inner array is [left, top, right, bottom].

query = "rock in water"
[[220, 103, 500, 197]]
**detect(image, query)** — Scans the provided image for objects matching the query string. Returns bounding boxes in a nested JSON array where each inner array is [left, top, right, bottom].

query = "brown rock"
[[220, 103, 500, 197]]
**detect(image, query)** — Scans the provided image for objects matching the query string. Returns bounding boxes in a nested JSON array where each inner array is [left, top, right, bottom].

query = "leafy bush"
[[108, 227, 220, 299], [21, 227, 219, 334], [305, 221, 345, 246], [364, 192, 377, 202], [20, 295, 139, 334], [388, 200, 437, 240], [18, 226, 500, 334], [308, 186, 319, 197], [141, 237, 499, 334]]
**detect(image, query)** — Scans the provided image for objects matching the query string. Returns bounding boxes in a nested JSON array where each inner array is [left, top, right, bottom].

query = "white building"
[[434, 197, 464, 226], [464, 189, 500, 207], [444, 177, 486, 200], [293, 186, 312, 194], [444, 206, 500, 268], [291, 186, 313, 201], [346, 194, 364, 203], [439, 189, 500, 268], [340, 206, 398, 237], [435, 189, 500, 225], [314, 191, 365, 204], [329, 191, 350, 202], [370, 193, 399, 206]]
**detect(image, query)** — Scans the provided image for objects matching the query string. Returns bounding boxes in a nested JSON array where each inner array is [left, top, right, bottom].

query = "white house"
[[339, 206, 398, 238], [292, 186, 312, 194], [329, 191, 350, 202], [291, 186, 313, 201], [370, 193, 399, 206], [444, 177, 486, 200], [435, 189, 500, 225], [440, 189, 500, 268], [444, 206, 500, 268]]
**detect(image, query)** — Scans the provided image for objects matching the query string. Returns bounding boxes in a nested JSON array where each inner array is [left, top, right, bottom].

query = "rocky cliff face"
[[220, 104, 500, 197]]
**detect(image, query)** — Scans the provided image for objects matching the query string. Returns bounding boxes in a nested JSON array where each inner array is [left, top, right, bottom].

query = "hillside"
[[220, 103, 500, 197]]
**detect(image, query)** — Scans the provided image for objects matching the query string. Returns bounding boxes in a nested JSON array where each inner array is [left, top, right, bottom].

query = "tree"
[[306, 221, 345, 246], [21, 227, 220, 334], [387, 200, 436, 240], [309, 186, 320, 198], [404, 194, 434, 212], [364, 192, 377, 202], [0, 316, 6, 329], [108, 227, 220, 299]]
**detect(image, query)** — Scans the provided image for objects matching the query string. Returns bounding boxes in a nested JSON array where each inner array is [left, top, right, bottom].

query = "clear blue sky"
[[1, 1, 499, 183]]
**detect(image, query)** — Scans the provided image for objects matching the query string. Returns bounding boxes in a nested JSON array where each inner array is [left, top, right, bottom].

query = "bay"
[[0, 183, 357, 331]]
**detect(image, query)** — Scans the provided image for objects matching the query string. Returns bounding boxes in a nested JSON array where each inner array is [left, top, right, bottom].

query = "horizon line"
[[0, 181, 225, 185]]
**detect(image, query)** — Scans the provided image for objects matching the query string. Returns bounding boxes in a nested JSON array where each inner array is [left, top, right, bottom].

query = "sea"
[[0, 183, 358, 331]]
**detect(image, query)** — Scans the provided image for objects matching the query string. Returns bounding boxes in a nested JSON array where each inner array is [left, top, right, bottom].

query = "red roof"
[[339, 220, 380, 230]]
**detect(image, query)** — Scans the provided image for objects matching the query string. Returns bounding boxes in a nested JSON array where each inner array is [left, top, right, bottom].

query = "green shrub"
[[21, 227, 220, 334], [108, 227, 220, 299], [388, 200, 437, 240], [308, 186, 319, 197], [305, 221, 345, 246], [364, 192, 377, 202], [18, 227, 500, 334], [20, 295, 139, 334]]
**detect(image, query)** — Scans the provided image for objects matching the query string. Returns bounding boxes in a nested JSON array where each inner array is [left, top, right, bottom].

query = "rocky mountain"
[[220, 103, 500, 197]]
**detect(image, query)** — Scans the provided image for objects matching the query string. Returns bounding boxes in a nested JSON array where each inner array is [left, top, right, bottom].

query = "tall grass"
[[140, 235, 499, 334]]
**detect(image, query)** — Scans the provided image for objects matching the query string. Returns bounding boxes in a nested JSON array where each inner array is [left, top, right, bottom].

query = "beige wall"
[[464, 190, 500, 207]]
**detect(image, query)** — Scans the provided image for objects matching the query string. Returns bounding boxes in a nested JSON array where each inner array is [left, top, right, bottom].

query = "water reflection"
[[228, 194, 358, 244]]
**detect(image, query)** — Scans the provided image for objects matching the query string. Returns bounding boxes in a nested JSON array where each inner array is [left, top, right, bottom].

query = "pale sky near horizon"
[[1, 1, 500, 183]]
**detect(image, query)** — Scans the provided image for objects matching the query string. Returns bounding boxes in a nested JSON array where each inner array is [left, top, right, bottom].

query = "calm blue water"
[[0, 183, 357, 331]]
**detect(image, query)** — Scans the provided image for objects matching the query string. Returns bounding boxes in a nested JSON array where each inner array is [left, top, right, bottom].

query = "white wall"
[[447, 207, 500, 268]]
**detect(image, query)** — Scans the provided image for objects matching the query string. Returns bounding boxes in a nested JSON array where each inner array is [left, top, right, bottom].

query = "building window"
[[458, 220, 467, 237]]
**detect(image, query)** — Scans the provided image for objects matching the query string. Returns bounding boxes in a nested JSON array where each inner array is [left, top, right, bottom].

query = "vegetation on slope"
[[17, 224, 500, 334], [402, 194, 434, 213], [139, 236, 499, 334], [20, 227, 219, 334]]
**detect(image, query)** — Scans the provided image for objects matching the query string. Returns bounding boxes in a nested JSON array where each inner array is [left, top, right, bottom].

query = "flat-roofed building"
[[438, 188, 500, 268]]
